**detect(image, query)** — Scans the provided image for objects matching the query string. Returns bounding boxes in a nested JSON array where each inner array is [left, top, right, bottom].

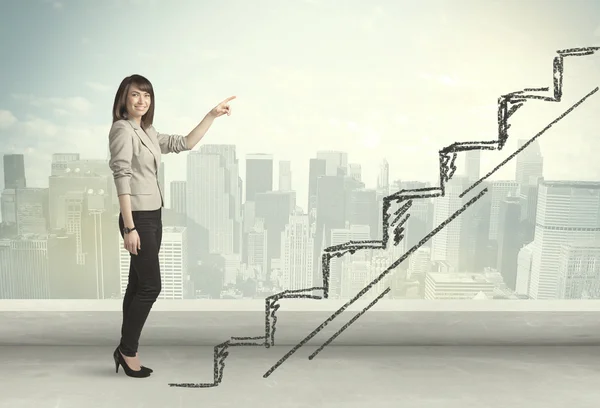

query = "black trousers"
[[117, 208, 162, 357]]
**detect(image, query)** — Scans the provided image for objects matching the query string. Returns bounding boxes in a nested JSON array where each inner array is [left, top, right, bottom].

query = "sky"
[[1, 0, 600, 209]]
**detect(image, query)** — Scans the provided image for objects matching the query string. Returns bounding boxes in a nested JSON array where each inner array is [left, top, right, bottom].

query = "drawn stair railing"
[[168, 46, 600, 388]]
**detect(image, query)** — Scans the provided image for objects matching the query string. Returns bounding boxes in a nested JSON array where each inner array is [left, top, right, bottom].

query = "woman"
[[108, 74, 235, 378]]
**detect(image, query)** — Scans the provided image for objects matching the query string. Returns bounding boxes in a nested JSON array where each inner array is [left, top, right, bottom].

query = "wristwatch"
[[123, 226, 137, 235]]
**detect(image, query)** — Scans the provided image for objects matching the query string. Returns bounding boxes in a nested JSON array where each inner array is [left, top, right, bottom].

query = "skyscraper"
[[488, 181, 519, 241], [254, 191, 295, 272], [496, 196, 522, 290], [431, 176, 467, 270], [187, 145, 241, 256], [316, 151, 348, 177], [3, 154, 26, 189], [528, 181, 600, 299], [307, 158, 326, 220], [348, 163, 361, 182], [515, 139, 543, 186], [278, 160, 292, 191], [377, 158, 389, 194], [170, 181, 186, 215], [281, 214, 313, 291], [313, 175, 346, 285], [465, 150, 480, 183], [246, 154, 273, 201], [557, 242, 600, 299]]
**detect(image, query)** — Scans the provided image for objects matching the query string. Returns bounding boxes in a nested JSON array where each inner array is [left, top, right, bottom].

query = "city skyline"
[[3, 130, 600, 302]]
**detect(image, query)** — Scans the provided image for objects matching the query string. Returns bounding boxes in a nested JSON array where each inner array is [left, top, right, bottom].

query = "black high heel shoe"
[[113, 347, 152, 378]]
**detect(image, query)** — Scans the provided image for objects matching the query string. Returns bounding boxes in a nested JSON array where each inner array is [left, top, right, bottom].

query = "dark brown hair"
[[111, 74, 155, 130]]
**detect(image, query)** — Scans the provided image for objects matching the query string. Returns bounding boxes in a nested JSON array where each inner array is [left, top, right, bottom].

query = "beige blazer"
[[108, 118, 190, 211]]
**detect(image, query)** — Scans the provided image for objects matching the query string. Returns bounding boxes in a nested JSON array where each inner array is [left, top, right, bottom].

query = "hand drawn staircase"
[[168, 46, 600, 388]]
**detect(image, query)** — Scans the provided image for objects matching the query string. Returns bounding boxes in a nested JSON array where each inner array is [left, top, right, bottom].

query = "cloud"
[[19, 116, 60, 137], [85, 81, 112, 93], [11, 94, 93, 115], [53, 108, 70, 117], [0, 110, 17, 129], [594, 25, 600, 36]]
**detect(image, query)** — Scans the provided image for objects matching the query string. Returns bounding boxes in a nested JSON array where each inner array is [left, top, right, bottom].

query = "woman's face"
[[125, 84, 151, 120]]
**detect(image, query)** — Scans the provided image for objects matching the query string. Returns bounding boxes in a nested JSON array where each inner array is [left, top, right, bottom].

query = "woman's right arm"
[[108, 122, 139, 253], [118, 194, 135, 231], [108, 121, 133, 188]]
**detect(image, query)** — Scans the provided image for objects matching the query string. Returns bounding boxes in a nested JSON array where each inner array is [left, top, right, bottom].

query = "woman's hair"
[[112, 74, 155, 130]]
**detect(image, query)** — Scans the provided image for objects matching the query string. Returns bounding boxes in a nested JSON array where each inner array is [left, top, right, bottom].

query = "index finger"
[[222, 95, 236, 103]]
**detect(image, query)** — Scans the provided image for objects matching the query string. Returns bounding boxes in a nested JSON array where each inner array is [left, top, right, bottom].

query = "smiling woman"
[[107, 73, 236, 379], [112, 75, 155, 131]]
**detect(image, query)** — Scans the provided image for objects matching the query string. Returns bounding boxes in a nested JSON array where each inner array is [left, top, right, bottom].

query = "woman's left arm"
[[155, 130, 190, 154], [156, 95, 236, 153]]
